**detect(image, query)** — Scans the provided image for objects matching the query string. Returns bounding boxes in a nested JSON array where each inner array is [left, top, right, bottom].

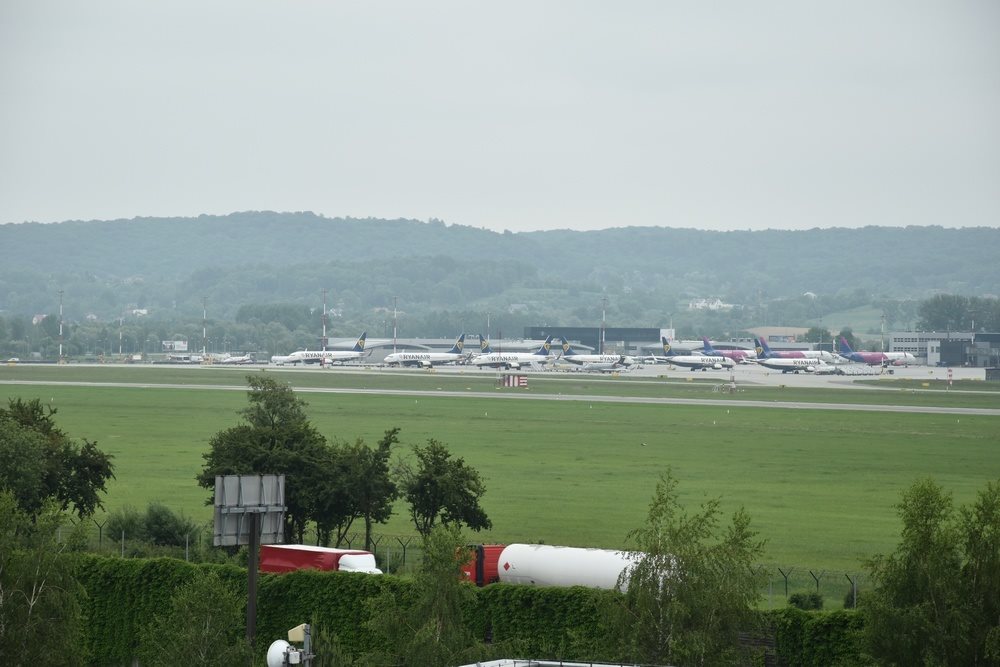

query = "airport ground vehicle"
[[259, 544, 382, 574]]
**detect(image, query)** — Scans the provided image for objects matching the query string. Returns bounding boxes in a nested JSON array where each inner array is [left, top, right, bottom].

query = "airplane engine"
[[805, 365, 816, 373], [712, 363, 723, 370]]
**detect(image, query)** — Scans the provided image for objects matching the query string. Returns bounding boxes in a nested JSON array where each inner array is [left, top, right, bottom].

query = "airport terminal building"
[[890, 331, 1000, 367]]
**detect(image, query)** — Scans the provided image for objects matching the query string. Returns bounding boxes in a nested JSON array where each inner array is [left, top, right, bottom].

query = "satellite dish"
[[266, 639, 293, 667]]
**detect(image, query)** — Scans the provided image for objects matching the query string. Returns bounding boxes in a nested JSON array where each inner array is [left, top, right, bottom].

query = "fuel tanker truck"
[[462, 543, 639, 589]]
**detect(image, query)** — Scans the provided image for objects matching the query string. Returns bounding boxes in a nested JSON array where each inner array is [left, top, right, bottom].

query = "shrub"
[[788, 591, 824, 610], [105, 505, 146, 542], [144, 502, 198, 547]]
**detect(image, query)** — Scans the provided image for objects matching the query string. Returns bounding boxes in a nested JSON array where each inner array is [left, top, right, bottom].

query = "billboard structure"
[[213, 474, 285, 546], [213, 474, 286, 645]]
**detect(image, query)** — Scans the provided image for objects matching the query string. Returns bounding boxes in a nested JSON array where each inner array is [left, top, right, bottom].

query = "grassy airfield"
[[1, 364, 998, 575]]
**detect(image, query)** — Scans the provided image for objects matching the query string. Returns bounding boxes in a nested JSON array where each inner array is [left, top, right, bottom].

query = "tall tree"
[[399, 440, 491, 538], [197, 375, 329, 543], [611, 469, 766, 666], [0, 398, 114, 519], [0, 491, 86, 667], [351, 428, 400, 551], [863, 477, 1000, 665]]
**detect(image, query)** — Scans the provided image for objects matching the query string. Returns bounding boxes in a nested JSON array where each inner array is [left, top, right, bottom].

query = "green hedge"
[[73, 554, 865, 665], [764, 607, 867, 666]]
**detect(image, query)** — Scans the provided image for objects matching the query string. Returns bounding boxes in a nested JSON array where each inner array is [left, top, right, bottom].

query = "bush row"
[[73, 554, 864, 665]]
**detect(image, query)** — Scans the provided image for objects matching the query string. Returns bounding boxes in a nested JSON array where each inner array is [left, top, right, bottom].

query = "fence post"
[[844, 573, 859, 609], [809, 569, 825, 594], [93, 518, 106, 550], [395, 536, 413, 570], [777, 567, 794, 598], [121, 530, 125, 558]]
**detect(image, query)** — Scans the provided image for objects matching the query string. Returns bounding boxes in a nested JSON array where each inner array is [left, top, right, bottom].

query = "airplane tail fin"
[[838, 336, 854, 354], [560, 338, 576, 356], [534, 336, 554, 356], [352, 332, 367, 352], [702, 336, 718, 354], [478, 334, 493, 355], [754, 337, 772, 359], [661, 336, 675, 357], [447, 334, 466, 355]]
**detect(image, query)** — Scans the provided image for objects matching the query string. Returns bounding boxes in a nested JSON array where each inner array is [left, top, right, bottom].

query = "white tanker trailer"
[[495, 543, 640, 590]]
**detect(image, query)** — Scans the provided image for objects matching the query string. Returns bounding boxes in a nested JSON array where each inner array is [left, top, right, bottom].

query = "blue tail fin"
[[702, 337, 718, 355], [660, 337, 676, 357], [477, 334, 493, 355], [534, 336, 554, 356], [560, 338, 577, 357], [447, 334, 466, 355], [754, 337, 771, 359], [838, 336, 854, 355], [352, 332, 367, 352]]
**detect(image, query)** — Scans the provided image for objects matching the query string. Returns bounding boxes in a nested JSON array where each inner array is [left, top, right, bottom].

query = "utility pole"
[[58, 290, 64, 362], [201, 297, 208, 355], [118, 311, 123, 356], [321, 289, 328, 351], [600, 295, 608, 354], [486, 312, 491, 342], [880, 313, 885, 353], [393, 296, 398, 354]]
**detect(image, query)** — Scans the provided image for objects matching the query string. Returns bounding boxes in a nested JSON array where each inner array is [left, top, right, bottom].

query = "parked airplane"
[[557, 338, 638, 372], [470, 335, 556, 370], [701, 337, 756, 363], [661, 337, 734, 371], [382, 334, 467, 368], [279, 332, 369, 365], [837, 337, 916, 366], [755, 357, 834, 374], [218, 353, 254, 365], [754, 338, 837, 362]]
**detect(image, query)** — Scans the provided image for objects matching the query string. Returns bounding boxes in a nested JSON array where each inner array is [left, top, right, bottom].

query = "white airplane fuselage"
[[666, 355, 733, 370], [383, 351, 465, 368]]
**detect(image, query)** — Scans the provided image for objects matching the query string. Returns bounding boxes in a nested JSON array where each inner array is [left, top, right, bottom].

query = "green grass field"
[[2, 366, 998, 577]]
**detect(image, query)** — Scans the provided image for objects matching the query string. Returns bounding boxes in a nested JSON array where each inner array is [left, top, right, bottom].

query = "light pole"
[[322, 289, 328, 352], [58, 290, 64, 362], [201, 297, 207, 355]]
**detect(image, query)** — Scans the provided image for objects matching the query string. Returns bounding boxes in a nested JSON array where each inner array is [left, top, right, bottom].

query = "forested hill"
[[1, 211, 998, 320]]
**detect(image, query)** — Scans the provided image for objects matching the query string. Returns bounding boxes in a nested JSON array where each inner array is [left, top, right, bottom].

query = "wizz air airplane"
[[278, 332, 369, 365], [470, 335, 556, 370], [701, 337, 756, 363], [382, 334, 467, 368], [558, 338, 637, 372], [837, 337, 915, 366], [754, 338, 837, 362], [661, 337, 733, 371]]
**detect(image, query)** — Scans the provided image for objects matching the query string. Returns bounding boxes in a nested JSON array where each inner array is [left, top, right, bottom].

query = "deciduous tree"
[[863, 477, 1000, 665], [197, 375, 329, 542], [611, 469, 766, 666], [0, 398, 114, 519], [399, 440, 491, 538]]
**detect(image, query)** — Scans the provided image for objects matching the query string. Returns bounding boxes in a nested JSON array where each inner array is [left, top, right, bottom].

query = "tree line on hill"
[[2, 212, 998, 331]]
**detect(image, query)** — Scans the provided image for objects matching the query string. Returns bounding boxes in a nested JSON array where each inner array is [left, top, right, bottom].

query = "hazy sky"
[[2, 1, 998, 231]]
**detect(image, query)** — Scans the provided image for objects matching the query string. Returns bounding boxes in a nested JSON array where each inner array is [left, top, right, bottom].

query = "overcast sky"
[[2, 1, 998, 232]]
